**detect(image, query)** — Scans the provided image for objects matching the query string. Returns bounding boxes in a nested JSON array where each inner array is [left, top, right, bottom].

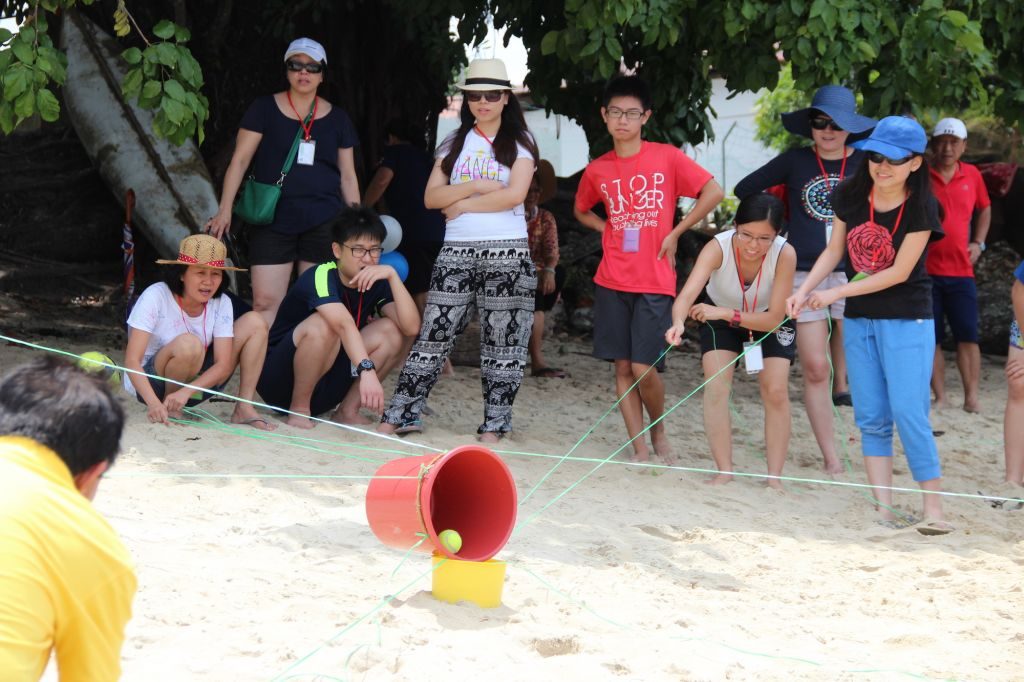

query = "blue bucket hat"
[[851, 116, 927, 159], [781, 85, 877, 138]]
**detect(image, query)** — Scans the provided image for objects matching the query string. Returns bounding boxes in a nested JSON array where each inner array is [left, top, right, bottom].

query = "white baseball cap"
[[284, 38, 327, 65], [932, 117, 967, 140]]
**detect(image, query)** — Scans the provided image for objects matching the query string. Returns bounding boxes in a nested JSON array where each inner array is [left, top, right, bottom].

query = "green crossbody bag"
[[233, 111, 312, 225]]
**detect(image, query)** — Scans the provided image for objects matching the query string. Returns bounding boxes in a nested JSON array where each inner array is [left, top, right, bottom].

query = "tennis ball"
[[438, 529, 462, 554], [78, 352, 120, 387]]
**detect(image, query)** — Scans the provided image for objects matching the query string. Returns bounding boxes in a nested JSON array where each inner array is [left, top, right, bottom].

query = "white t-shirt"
[[704, 229, 788, 313], [439, 129, 535, 241], [122, 282, 234, 396]]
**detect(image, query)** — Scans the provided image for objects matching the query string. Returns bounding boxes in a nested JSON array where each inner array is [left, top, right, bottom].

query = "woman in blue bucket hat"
[[788, 116, 953, 535], [736, 86, 875, 476]]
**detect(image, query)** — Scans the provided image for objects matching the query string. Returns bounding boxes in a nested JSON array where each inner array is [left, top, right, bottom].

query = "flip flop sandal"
[[916, 519, 955, 536], [394, 420, 423, 436], [832, 392, 852, 407]]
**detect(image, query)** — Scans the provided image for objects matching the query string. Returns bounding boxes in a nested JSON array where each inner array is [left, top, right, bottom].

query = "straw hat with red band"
[[155, 234, 246, 271]]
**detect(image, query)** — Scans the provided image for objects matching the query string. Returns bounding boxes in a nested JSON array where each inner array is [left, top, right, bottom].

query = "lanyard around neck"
[[343, 289, 364, 328], [176, 295, 208, 348], [814, 145, 848, 193], [287, 92, 317, 140], [474, 126, 495, 146], [869, 189, 908, 237]]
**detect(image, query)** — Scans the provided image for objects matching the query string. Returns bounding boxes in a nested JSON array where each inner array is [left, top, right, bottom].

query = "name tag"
[[622, 224, 641, 253], [297, 139, 316, 165], [743, 341, 764, 375]]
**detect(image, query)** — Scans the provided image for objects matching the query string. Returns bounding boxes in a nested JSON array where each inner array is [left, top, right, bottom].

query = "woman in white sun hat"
[[123, 234, 275, 430], [207, 37, 360, 327], [379, 58, 539, 443]]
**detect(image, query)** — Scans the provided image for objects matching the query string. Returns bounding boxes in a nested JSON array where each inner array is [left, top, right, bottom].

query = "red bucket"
[[365, 445, 517, 562]]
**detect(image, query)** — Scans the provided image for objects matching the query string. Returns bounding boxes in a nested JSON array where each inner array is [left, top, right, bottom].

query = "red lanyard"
[[814, 145, 848, 193], [734, 246, 766, 341], [287, 92, 317, 140], [612, 143, 643, 215], [473, 126, 494, 146], [343, 289, 364, 328], [869, 190, 908, 237], [175, 295, 208, 347]]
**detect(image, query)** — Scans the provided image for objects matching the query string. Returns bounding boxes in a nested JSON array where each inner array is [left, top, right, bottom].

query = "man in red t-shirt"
[[926, 117, 991, 412], [574, 76, 724, 464]]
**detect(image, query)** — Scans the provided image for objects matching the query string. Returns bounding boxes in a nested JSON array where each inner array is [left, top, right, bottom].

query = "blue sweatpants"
[[843, 317, 942, 482]]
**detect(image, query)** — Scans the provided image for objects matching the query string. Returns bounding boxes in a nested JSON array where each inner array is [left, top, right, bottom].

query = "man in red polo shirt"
[[926, 117, 991, 412]]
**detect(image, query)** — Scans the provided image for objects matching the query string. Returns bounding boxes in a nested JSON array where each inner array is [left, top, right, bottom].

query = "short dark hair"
[[602, 76, 652, 111], [329, 204, 386, 245], [0, 356, 125, 475], [735, 193, 785, 233], [160, 264, 230, 299]]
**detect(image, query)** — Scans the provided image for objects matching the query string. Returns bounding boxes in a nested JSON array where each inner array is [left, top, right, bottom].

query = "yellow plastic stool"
[[431, 553, 506, 608]]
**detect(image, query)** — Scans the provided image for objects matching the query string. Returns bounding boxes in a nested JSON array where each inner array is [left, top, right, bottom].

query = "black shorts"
[[256, 333, 355, 417], [398, 241, 444, 296], [592, 285, 672, 369], [136, 346, 227, 406], [535, 264, 566, 312], [699, 318, 797, 361], [931, 275, 979, 344], [248, 221, 334, 266]]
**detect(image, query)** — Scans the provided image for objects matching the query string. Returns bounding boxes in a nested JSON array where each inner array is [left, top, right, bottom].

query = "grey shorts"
[[592, 285, 673, 369]]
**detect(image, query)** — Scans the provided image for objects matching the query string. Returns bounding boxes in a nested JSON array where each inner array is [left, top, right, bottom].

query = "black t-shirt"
[[833, 191, 943, 319], [268, 262, 394, 347], [735, 147, 865, 270], [240, 95, 359, 234], [379, 143, 446, 243]]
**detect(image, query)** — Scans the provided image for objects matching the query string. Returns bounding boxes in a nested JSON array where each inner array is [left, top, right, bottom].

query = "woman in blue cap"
[[736, 86, 875, 476], [788, 116, 952, 535]]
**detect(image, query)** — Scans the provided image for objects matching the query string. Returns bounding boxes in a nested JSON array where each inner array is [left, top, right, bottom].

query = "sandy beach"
[[8, 332, 1020, 681]]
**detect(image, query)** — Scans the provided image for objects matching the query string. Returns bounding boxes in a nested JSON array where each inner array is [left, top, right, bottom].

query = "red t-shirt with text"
[[575, 142, 713, 296], [926, 161, 990, 278]]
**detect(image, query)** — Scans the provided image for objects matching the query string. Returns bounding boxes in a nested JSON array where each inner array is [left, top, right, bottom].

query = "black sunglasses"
[[810, 117, 844, 132], [867, 151, 915, 166], [286, 59, 323, 74], [465, 91, 504, 103]]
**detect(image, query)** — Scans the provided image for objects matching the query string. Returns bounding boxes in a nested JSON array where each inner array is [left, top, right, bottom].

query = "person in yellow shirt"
[[0, 356, 136, 681]]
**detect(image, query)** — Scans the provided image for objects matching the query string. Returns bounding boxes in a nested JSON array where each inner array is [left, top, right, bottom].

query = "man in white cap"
[[926, 117, 991, 412]]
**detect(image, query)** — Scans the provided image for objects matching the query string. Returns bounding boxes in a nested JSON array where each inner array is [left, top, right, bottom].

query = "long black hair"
[[439, 92, 539, 177], [833, 154, 940, 229]]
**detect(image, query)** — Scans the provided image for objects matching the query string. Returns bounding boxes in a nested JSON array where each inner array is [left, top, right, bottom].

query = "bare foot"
[[932, 397, 950, 410], [331, 409, 372, 426], [651, 428, 677, 465], [963, 399, 980, 414], [628, 448, 650, 463], [823, 459, 844, 476], [377, 422, 397, 435], [764, 477, 785, 492], [230, 405, 278, 431], [285, 409, 316, 429], [705, 473, 734, 485], [478, 431, 501, 444]]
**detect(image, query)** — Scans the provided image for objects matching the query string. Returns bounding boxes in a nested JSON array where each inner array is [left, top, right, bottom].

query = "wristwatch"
[[729, 309, 742, 328], [971, 241, 986, 253], [356, 359, 376, 376]]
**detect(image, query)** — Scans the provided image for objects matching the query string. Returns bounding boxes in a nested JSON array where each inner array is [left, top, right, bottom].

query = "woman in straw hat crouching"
[[379, 58, 539, 442], [123, 234, 276, 429]]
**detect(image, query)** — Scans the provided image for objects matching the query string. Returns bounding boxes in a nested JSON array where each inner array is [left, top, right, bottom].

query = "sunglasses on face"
[[286, 59, 323, 74], [810, 117, 844, 132], [867, 151, 914, 166], [465, 91, 504, 103]]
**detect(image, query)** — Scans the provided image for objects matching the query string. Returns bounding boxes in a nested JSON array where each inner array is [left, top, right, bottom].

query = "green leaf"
[[580, 36, 602, 56], [11, 37, 34, 65], [3, 65, 29, 102], [122, 47, 143, 65], [540, 30, 559, 56], [174, 25, 191, 43], [0, 28, 12, 44], [152, 20, 176, 40], [121, 66, 143, 98], [154, 42, 178, 67], [142, 79, 162, 100], [14, 89, 35, 120], [0, 50, 11, 72], [0, 101, 14, 133], [856, 40, 876, 59], [161, 96, 187, 125], [35, 88, 59, 122], [163, 78, 186, 102], [19, 26, 35, 45], [944, 10, 968, 28]]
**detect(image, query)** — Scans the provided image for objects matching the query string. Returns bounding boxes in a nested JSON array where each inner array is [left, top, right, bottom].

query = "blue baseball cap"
[[851, 116, 927, 159]]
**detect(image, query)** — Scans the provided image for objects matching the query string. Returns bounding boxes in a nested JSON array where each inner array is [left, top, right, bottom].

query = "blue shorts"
[[844, 317, 941, 482], [257, 333, 355, 417], [931, 276, 979, 344], [136, 346, 227, 406]]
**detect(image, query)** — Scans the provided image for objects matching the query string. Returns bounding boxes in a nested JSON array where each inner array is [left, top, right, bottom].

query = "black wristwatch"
[[356, 359, 376, 376]]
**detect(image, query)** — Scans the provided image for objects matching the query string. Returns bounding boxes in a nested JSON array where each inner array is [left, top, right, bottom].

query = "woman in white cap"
[[123, 234, 275, 429], [788, 116, 951, 534], [207, 37, 360, 327], [379, 58, 539, 442], [736, 85, 876, 476]]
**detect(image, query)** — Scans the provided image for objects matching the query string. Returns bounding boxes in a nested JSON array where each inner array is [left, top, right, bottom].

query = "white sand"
[[8, 335, 1020, 681]]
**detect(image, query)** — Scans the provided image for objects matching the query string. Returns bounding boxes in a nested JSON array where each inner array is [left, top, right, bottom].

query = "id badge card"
[[622, 223, 641, 253], [824, 218, 833, 246], [743, 341, 764, 375], [297, 139, 316, 165]]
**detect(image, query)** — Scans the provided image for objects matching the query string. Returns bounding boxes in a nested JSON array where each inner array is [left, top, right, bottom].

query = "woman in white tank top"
[[665, 194, 797, 487]]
